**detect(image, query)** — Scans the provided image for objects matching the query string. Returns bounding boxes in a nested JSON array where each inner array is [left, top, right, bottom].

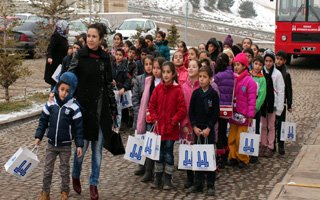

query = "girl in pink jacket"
[[228, 53, 257, 168]]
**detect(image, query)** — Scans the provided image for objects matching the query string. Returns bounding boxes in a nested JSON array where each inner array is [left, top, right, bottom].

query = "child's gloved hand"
[[34, 138, 40, 145], [77, 147, 82, 158]]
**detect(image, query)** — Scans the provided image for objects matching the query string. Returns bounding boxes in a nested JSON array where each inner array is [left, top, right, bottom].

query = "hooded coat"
[[68, 46, 117, 142], [35, 72, 84, 147], [155, 40, 170, 61], [206, 38, 220, 62]]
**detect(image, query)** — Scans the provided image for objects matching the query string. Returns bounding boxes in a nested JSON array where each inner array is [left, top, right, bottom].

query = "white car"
[[115, 18, 157, 41]]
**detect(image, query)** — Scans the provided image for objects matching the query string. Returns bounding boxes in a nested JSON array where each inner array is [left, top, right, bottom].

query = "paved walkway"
[[269, 127, 320, 200]]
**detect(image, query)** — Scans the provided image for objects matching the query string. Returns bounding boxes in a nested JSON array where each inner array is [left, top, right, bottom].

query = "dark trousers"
[[275, 106, 287, 148], [255, 111, 261, 134], [193, 134, 216, 188], [217, 117, 228, 149]]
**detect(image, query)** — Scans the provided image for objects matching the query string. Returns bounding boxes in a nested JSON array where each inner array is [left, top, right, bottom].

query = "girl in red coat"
[[147, 61, 187, 190]]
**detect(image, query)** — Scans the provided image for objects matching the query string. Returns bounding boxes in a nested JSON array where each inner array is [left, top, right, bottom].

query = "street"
[[0, 57, 320, 199]]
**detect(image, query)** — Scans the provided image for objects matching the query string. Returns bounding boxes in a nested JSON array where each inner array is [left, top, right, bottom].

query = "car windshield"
[[118, 21, 145, 30], [69, 21, 87, 32]]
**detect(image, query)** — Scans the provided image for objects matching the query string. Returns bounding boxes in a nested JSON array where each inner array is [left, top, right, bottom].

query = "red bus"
[[275, 0, 320, 64]]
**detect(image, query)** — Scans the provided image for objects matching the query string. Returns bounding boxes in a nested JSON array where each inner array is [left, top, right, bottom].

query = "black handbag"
[[103, 130, 125, 156]]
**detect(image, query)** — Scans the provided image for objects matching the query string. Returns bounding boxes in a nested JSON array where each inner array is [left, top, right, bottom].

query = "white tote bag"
[[123, 135, 146, 165], [142, 131, 161, 161], [4, 146, 39, 180], [192, 139, 216, 171], [239, 132, 260, 157], [178, 144, 193, 170], [280, 121, 297, 142], [114, 90, 133, 110]]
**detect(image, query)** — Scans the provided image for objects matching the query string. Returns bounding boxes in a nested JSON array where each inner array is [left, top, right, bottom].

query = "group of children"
[[34, 30, 293, 199]]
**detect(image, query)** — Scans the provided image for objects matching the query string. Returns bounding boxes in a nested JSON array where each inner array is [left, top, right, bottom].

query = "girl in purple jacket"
[[214, 53, 235, 168], [228, 53, 257, 168]]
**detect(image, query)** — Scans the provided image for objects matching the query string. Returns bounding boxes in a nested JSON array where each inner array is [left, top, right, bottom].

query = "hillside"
[[129, 0, 276, 32]]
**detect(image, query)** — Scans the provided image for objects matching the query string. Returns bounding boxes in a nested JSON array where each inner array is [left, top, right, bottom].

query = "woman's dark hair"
[[113, 32, 123, 41], [138, 36, 147, 49], [178, 41, 188, 53], [199, 65, 213, 78], [215, 53, 229, 73], [188, 47, 199, 59], [88, 23, 107, 39], [243, 48, 254, 57], [154, 57, 166, 68]]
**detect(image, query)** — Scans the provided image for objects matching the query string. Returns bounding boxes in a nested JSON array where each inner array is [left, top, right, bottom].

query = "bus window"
[[277, 0, 306, 21], [308, 0, 320, 21]]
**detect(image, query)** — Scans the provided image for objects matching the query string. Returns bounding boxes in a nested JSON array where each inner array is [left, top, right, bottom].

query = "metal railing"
[[128, 6, 275, 41]]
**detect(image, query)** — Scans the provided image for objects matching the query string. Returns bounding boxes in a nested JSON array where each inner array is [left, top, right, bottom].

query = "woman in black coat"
[[68, 23, 117, 199], [44, 20, 69, 89]]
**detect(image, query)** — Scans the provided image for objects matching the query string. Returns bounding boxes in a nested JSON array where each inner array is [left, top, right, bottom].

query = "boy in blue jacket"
[[35, 72, 84, 200]]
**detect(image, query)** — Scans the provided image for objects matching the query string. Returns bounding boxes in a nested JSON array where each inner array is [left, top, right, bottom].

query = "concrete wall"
[[104, 0, 128, 12]]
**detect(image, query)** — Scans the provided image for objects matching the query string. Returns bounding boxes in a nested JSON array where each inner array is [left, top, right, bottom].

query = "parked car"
[[115, 18, 157, 41], [0, 20, 46, 58], [68, 20, 87, 44], [14, 13, 47, 22]]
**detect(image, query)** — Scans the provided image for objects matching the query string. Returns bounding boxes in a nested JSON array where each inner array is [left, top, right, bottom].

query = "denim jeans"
[[72, 128, 103, 186], [156, 140, 175, 166]]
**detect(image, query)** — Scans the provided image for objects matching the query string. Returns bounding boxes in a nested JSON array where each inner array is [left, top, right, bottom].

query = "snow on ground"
[[0, 103, 43, 122], [130, 0, 276, 32]]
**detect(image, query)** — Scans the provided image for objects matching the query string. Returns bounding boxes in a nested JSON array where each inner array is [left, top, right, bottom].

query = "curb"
[[268, 145, 308, 200], [0, 108, 42, 130]]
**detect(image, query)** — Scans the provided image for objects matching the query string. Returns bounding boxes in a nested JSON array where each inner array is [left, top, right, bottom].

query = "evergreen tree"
[[190, 0, 200, 9], [239, 1, 257, 18], [217, 0, 234, 12], [0, 0, 31, 102], [167, 23, 180, 49], [207, 0, 217, 9]]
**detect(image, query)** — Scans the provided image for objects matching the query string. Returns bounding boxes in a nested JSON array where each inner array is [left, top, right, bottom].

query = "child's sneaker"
[[38, 191, 50, 200], [60, 191, 68, 200], [207, 187, 215, 196]]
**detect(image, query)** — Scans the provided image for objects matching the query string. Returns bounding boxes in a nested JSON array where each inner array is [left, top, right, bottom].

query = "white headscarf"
[[55, 20, 69, 38]]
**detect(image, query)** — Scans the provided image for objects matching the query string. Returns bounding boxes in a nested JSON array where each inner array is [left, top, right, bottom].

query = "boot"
[[207, 187, 215, 196], [60, 191, 68, 200], [187, 184, 202, 193], [184, 170, 194, 189], [38, 191, 50, 200], [90, 185, 99, 200], [72, 177, 81, 194], [134, 164, 145, 176], [151, 162, 163, 189], [150, 172, 162, 189], [141, 158, 153, 182], [163, 164, 174, 190], [278, 143, 285, 155]]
